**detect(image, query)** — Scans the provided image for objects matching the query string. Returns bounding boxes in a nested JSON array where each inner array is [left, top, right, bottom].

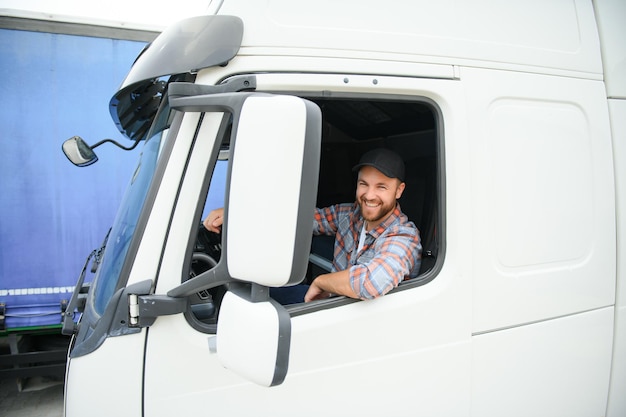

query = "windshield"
[[91, 129, 166, 315]]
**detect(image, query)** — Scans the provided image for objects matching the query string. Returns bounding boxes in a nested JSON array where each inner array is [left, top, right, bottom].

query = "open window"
[[305, 97, 441, 284], [184, 93, 442, 331]]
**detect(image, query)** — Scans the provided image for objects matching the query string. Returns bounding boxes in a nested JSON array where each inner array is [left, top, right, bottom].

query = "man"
[[203, 148, 421, 303]]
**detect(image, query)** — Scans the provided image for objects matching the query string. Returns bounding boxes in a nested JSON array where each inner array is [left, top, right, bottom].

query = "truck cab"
[[62, 1, 625, 416]]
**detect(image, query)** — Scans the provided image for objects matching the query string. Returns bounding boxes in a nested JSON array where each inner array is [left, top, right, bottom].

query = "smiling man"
[[203, 148, 422, 304], [304, 148, 422, 302]]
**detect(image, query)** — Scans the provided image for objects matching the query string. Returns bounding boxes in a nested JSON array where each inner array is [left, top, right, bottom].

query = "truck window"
[[186, 95, 441, 329], [308, 97, 441, 282], [92, 130, 166, 314]]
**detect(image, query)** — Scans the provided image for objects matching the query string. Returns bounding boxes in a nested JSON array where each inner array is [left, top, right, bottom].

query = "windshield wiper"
[[61, 228, 111, 335], [91, 228, 111, 273]]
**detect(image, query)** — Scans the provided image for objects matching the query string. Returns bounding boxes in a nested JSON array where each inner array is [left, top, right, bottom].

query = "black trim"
[[269, 297, 291, 386], [166, 92, 259, 299], [182, 117, 233, 335]]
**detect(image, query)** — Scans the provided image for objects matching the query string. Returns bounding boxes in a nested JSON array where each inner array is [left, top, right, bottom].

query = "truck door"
[[142, 72, 471, 417], [465, 67, 616, 416]]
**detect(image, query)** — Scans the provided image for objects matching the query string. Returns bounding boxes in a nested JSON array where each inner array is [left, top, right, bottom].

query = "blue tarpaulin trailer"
[[0, 18, 154, 385]]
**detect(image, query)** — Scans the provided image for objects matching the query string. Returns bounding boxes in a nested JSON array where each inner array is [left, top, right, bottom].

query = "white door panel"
[[66, 332, 146, 417], [466, 68, 616, 333], [471, 307, 614, 417], [144, 273, 472, 417]]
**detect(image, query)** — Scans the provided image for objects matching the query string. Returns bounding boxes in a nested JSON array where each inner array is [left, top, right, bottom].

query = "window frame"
[[182, 88, 445, 331]]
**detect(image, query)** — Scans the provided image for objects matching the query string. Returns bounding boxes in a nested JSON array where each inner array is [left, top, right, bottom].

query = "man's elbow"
[[353, 279, 397, 300]]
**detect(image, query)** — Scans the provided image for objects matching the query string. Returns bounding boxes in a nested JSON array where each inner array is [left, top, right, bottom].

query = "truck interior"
[[188, 94, 442, 327], [306, 96, 441, 280]]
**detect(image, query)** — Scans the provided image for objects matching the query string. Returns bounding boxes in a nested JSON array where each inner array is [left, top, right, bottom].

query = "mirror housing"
[[226, 95, 321, 287], [62, 136, 98, 167], [217, 285, 290, 386]]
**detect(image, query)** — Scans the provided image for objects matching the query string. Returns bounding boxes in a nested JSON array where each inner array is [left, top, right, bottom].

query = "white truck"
[[61, 0, 625, 416]]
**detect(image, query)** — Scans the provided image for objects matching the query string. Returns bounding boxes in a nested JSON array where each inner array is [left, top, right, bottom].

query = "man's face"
[[356, 165, 405, 226]]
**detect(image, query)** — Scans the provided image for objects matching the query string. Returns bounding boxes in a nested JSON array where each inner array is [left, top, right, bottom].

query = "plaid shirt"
[[313, 202, 421, 300]]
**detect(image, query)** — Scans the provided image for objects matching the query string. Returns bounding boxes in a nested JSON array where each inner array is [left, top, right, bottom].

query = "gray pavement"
[[0, 377, 64, 417]]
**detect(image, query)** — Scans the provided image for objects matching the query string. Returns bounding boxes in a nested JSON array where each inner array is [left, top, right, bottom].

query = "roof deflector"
[[109, 15, 243, 141]]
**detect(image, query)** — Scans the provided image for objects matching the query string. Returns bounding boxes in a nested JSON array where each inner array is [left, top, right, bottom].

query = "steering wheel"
[[187, 224, 224, 322]]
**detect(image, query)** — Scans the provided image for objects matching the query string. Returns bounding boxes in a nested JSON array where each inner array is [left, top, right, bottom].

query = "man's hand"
[[304, 270, 359, 302], [304, 281, 332, 302], [203, 208, 224, 233]]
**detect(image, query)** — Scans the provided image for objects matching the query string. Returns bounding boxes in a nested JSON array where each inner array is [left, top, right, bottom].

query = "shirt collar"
[[353, 202, 402, 238]]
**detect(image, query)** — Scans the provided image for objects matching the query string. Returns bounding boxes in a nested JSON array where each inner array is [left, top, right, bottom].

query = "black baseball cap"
[[352, 148, 405, 182]]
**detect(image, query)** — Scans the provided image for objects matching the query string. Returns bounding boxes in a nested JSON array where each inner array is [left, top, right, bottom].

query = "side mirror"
[[61, 136, 141, 166], [218, 96, 320, 385], [168, 91, 321, 386], [62, 136, 98, 167]]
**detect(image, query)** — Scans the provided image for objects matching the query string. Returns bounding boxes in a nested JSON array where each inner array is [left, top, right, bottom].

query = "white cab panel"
[[606, 99, 626, 416], [593, 0, 626, 98], [126, 112, 201, 287], [466, 68, 616, 333], [471, 308, 614, 417], [65, 332, 146, 417], [219, 0, 602, 77]]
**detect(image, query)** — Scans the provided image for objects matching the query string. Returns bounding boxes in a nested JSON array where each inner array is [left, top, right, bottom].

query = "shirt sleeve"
[[313, 204, 349, 236], [349, 226, 421, 300]]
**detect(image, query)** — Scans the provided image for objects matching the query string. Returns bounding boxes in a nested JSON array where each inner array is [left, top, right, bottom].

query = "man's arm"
[[304, 270, 358, 302], [307, 227, 420, 302]]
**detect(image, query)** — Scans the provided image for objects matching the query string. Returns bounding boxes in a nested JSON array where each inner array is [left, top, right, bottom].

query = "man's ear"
[[395, 181, 406, 199]]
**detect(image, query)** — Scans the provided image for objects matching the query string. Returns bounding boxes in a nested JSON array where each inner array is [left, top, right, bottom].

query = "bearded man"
[[304, 148, 422, 302], [203, 148, 422, 304]]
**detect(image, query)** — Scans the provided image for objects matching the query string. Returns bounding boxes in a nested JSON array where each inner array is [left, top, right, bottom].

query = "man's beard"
[[358, 198, 396, 224]]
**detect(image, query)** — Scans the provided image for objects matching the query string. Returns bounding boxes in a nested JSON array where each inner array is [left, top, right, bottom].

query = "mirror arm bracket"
[[128, 294, 187, 329], [91, 137, 142, 151], [168, 75, 257, 100]]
